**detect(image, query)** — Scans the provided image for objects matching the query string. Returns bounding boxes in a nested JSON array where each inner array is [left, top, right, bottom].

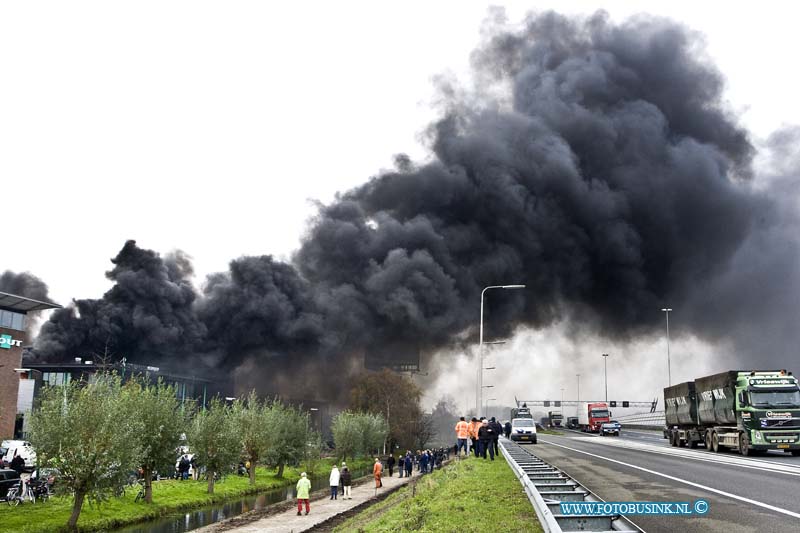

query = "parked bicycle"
[[29, 479, 50, 502], [134, 478, 146, 503], [6, 480, 35, 506]]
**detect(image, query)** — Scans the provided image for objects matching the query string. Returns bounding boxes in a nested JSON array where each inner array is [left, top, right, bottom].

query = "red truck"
[[578, 402, 611, 432]]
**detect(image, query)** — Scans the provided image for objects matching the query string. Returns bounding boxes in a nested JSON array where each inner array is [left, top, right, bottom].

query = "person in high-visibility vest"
[[468, 417, 480, 456], [373, 457, 383, 488], [296, 472, 311, 515], [455, 417, 470, 456]]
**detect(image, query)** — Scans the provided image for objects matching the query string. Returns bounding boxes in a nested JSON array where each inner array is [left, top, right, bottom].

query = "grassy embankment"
[[0, 458, 371, 533], [334, 455, 543, 533]]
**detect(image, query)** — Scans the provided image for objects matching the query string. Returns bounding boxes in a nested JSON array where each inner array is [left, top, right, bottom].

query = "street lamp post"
[[661, 308, 673, 386], [561, 388, 565, 408], [478, 284, 525, 414], [576, 374, 581, 405], [602, 353, 609, 402]]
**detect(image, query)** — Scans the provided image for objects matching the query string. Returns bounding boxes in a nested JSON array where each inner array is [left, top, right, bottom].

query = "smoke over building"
[[31, 11, 800, 400]]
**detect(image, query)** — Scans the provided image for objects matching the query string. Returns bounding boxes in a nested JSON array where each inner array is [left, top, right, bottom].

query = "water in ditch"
[[113, 468, 371, 533]]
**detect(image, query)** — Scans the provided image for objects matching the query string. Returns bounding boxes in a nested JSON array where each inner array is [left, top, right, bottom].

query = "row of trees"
[[29, 374, 315, 530], [349, 369, 442, 451], [330, 411, 388, 461], [28, 368, 428, 531]]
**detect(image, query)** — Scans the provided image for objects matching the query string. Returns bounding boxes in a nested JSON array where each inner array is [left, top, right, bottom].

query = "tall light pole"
[[602, 353, 609, 402], [661, 308, 672, 386], [576, 374, 581, 405], [478, 284, 525, 414], [561, 388, 565, 408]]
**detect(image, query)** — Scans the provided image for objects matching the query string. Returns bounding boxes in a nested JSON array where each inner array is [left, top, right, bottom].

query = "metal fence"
[[613, 410, 665, 429]]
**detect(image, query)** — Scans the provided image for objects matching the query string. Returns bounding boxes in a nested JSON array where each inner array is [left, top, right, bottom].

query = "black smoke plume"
[[33, 11, 800, 395], [34, 241, 206, 364], [0, 271, 51, 303]]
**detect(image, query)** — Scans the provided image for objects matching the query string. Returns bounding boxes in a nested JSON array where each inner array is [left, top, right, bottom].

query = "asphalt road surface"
[[525, 431, 800, 532]]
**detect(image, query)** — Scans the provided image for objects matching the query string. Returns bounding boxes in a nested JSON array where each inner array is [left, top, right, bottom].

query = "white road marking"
[[573, 433, 800, 476], [541, 439, 800, 520]]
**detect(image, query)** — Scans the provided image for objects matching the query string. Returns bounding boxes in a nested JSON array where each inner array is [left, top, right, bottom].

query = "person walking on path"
[[340, 467, 353, 499], [296, 472, 311, 515], [419, 451, 429, 474], [504, 420, 512, 438], [329, 465, 340, 500], [489, 417, 503, 456], [387, 454, 395, 477], [404, 452, 413, 477], [478, 419, 495, 460], [373, 457, 383, 489], [455, 417, 470, 457]]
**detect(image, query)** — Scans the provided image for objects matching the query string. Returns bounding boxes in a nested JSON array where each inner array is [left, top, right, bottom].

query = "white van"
[[1, 440, 37, 471], [510, 418, 537, 444]]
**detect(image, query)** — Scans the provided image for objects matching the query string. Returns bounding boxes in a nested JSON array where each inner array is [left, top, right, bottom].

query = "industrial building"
[[0, 291, 61, 439]]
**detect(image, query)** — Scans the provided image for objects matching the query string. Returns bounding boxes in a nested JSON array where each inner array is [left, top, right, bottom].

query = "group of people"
[[175, 453, 198, 480], [454, 416, 509, 460], [295, 445, 455, 516], [296, 457, 383, 516], [393, 448, 449, 476]]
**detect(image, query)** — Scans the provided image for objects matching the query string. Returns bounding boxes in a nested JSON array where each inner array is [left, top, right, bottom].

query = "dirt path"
[[195, 471, 418, 533]]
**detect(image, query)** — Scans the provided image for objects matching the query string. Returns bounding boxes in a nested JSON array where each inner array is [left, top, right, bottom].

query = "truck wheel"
[[791, 450, 800, 456], [711, 432, 721, 453], [704, 431, 712, 450], [739, 433, 750, 456]]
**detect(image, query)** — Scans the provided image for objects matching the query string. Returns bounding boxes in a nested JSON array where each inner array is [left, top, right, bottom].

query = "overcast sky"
[[3, 1, 799, 307]]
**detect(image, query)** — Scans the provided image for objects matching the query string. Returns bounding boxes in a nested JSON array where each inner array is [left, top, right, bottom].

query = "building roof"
[[24, 361, 214, 383], [0, 291, 62, 313]]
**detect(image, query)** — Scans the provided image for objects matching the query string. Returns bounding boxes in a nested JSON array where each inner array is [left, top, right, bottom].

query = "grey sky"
[[2, 1, 798, 306]]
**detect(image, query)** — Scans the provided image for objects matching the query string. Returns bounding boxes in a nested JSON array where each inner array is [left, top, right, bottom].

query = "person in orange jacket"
[[468, 417, 480, 456], [455, 417, 470, 456], [373, 457, 383, 489]]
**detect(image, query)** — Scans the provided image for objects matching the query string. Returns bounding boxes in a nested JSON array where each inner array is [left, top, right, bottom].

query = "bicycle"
[[29, 479, 51, 503], [6, 481, 35, 506], [134, 479, 146, 503]]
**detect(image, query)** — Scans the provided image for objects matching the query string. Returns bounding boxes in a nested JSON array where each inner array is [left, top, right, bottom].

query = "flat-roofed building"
[[0, 291, 61, 438]]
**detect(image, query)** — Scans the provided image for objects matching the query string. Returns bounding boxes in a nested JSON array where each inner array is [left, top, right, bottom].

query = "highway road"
[[525, 431, 800, 532]]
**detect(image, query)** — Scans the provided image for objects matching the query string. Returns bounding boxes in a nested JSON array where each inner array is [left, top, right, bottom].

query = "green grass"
[[334, 456, 543, 533], [0, 458, 372, 533]]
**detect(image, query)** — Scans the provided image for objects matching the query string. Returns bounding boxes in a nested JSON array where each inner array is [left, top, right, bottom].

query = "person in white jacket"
[[329, 465, 340, 500]]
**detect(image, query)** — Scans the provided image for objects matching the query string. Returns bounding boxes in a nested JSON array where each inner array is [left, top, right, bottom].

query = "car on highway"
[[601, 420, 621, 436], [510, 417, 537, 443]]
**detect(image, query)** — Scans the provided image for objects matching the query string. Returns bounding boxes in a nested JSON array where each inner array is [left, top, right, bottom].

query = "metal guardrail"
[[500, 438, 642, 532], [614, 410, 665, 429]]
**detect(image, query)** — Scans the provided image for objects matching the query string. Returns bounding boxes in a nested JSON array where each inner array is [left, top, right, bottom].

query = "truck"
[[511, 404, 533, 420], [665, 370, 800, 456], [578, 402, 611, 432], [548, 410, 563, 428]]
